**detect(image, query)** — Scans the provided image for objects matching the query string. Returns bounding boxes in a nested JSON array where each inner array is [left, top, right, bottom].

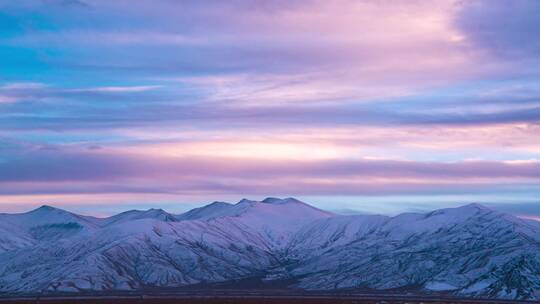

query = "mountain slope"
[[0, 218, 278, 293], [0, 205, 101, 228], [0, 222, 35, 253], [0, 205, 101, 242], [175, 201, 234, 221], [288, 204, 540, 299], [0, 199, 538, 300], [177, 197, 333, 247], [104, 208, 178, 226], [209, 197, 333, 247]]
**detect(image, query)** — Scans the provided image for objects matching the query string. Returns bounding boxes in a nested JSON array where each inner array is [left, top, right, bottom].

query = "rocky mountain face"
[[0, 198, 538, 300]]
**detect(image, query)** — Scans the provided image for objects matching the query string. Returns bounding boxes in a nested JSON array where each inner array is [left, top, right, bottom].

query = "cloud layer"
[[0, 0, 539, 215]]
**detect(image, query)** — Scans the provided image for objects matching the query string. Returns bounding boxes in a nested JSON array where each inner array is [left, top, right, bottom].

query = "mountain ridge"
[[0, 198, 538, 300], [3, 200, 505, 223]]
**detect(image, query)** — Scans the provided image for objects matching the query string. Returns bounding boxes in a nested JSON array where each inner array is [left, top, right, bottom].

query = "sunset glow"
[[1, 0, 539, 217]]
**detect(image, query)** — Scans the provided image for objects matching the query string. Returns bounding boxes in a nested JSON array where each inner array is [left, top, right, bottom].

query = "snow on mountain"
[[0, 205, 101, 242], [0, 222, 34, 253], [288, 214, 389, 253], [104, 208, 177, 226], [0, 205, 100, 228], [175, 201, 234, 221], [210, 197, 333, 247], [0, 199, 538, 300], [288, 204, 540, 299], [177, 197, 333, 247], [0, 216, 278, 293]]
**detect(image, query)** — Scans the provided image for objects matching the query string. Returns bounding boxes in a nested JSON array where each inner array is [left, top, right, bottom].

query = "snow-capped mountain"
[[103, 208, 178, 225], [0, 205, 100, 246], [288, 203, 540, 299], [0, 198, 538, 300]]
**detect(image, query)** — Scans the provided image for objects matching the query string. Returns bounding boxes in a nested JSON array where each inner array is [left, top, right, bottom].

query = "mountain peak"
[[146, 208, 167, 213], [176, 201, 234, 221], [31, 204, 66, 214], [262, 197, 303, 205], [458, 203, 492, 212], [237, 198, 257, 205], [144, 208, 170, 215], [463, 202, 490, 209], [106, 208, 177, 224], [233, 197, 306, 205], [7, 204, 102, 231], [209, 201, 231, 206], [421, 203, 493, 220]]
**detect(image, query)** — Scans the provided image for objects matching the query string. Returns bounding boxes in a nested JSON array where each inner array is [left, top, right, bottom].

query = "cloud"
[[0, 95, 20, 103], [1, 148, 538, 190], [10, 31, 202, 46], [2, 78, 540, 123], [456, 0, 540, 60], [0, 82, 46, 89], [2, 0, 486, 96], [1, 0, 540, 215], [68, 85, 162, 93]]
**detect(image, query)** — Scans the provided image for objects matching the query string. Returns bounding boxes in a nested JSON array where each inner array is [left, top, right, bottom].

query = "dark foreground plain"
[[0, 293, 538, 304]]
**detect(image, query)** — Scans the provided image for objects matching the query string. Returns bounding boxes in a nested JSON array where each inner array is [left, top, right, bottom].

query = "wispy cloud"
[[68, 85, 162, 93], [0, 95, 19, 103]]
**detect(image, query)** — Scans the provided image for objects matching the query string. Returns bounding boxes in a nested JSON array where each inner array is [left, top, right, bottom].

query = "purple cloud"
[[1, 1, 540, 215], [457, 0, 540, 59]]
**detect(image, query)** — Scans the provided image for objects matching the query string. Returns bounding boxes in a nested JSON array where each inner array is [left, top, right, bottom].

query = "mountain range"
[[0, 197, 539, 300]]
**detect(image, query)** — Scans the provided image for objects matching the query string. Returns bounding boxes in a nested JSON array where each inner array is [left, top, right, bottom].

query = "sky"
[[0, 0, 539, 217]]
